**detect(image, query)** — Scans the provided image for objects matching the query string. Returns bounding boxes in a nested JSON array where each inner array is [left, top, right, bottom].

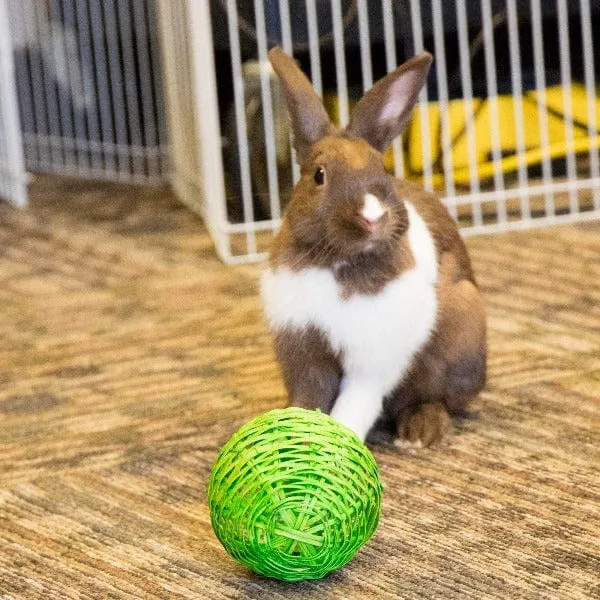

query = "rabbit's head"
[[269, 47, 432, 263]]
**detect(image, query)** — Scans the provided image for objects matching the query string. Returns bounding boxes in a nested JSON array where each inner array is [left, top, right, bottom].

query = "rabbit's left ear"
[[269, 47, 334, 164], [345, 53, 433, 152]]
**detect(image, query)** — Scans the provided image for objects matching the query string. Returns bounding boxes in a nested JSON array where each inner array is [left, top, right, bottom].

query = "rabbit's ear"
[[269, 47, 334, 163], [345, 53, 433, 152]]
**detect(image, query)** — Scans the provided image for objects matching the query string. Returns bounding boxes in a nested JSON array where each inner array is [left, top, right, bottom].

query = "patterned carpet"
[[1, 175, 599, 599]]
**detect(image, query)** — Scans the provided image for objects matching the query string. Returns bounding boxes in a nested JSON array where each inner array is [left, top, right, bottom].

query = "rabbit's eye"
[[313, 167, 325, 186]]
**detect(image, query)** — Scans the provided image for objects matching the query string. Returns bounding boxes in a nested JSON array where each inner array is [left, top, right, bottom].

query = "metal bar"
[[132, 0, 159, 177], [449, 175, 600, 207], [88, 0, 116, 172], [579, 0, 600, 211], [157, 1, 192, 186], [408, 0, 433, 191], [225, 0, 256, 254], [221, 251, 270, 266], [75, 0, 102, 171], [254, 0, 281, 222], [117, 0, 145, 177], [49, 0, 77, 169], [460, 209, 600, 238], [556, 0, 578, 214], [172, 0, 193, 175], [278, 0, 292, 53], [530, 0, 554, 216], [156, 1, 178, 158], [103, 0, 129, 178], [0, 101, 8, 199], [9, 0, 38, 168], [431, 0, 456, 216], [0, 20, 7, 200], [186, 0, 230, 259], [146, 0, 169, 175], [455, 0, 482, 225], [20, 133, 162, 159], [481, 0, 506, 225], [357, 0, 372, 92], [35, 0, 64, 167], [331, 0, 349, 127], [61, 0, 89, 172], [302, 0, 321, 184], [305, 0, 322, 97], [0, 0, 27, 206], [225, 219, 282, 235], [506, 0, 530, 220], [382, 0, 404, 178], [278, 0, 300, 185], [22, 0, 51, 166]]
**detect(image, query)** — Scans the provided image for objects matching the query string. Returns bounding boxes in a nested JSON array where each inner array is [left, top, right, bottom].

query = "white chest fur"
[[261, 202, 439, 439]]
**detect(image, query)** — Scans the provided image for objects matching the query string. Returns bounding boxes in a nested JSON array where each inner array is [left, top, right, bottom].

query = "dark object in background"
[[213, 0, 600, 223]]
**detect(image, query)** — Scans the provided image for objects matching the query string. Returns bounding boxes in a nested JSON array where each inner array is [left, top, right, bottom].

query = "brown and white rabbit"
[[261, 47, 487, 446]]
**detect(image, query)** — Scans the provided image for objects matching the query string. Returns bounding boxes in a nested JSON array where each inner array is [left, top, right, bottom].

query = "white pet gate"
[[0, 0, 168, 206], [1, 1, 599, 264], [160, 0, 600, 264]]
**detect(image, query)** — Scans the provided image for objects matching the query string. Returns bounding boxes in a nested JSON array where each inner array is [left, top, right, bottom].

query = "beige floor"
[[1, 175, 599, 599]]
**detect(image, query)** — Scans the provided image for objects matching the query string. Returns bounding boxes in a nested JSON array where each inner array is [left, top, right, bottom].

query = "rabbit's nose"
[[360, 193, 387, 229]]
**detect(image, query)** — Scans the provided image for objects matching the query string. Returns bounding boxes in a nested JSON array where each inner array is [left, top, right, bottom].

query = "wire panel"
[[206, 1, 600, 263], [7, 0, 168, 184]]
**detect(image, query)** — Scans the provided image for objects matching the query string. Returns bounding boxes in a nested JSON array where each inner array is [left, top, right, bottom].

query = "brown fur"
[[267, 47, 487, 446], [384, 251, 487, 439], [268, 49, 335, 163], [270, 133, 413, 297], [398, 402, 452, 447], [346, 53, 434, 152], [398, 179, 476, 282], [273, 326, 342, 413], [310, 137, 376, 171]]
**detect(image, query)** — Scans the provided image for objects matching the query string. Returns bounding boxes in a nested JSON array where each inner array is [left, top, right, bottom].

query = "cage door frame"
[[0, 0, 27, 207], [158, 0, 230, 261]]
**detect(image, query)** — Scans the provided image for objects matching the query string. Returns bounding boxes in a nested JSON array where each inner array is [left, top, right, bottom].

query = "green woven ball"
[[207, 407, 383, 582]]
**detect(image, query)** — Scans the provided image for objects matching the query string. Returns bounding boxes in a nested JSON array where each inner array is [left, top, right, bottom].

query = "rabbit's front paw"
[[396, 402, 452, 448]]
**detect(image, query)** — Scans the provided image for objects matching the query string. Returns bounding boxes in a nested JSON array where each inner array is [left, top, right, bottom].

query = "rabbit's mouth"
[[327, 216, 393, 260]]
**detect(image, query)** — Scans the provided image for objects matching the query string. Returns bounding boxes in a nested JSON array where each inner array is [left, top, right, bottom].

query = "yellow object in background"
[[326, 85, 600, 188], [403, 84, 600, 187]]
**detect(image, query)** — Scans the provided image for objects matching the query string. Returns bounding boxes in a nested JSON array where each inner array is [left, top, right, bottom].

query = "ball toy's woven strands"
[[207, 408, 383, 582]]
